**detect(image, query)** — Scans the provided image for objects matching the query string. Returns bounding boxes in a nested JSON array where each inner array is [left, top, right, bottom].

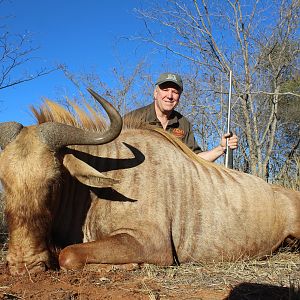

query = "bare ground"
[[0, 243, 299, 300]]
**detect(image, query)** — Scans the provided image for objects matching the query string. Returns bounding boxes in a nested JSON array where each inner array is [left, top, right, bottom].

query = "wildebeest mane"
[[31, 99, 108, 131], [31, 99, 153, 130], [30, 99, 217, 167]]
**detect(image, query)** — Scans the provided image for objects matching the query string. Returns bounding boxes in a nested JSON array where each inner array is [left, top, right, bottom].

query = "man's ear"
[[63, 154, 119, 188], [153, 86, 158, 99]]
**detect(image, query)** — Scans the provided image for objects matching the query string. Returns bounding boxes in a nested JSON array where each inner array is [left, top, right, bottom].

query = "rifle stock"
[[225, 146, 233, 169]]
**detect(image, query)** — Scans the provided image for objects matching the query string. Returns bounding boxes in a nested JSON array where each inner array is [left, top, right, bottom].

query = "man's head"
[[154, 73, 183, 116]]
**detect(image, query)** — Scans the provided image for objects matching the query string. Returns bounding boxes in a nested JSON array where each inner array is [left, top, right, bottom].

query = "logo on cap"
[[166, 74, 178, 82]]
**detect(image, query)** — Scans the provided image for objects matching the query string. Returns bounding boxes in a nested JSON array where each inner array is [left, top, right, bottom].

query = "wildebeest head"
[[0, 89, 122, 275]]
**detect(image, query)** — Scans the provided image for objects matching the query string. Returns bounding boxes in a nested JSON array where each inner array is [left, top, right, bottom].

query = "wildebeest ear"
[[63, 154, 119, 188]]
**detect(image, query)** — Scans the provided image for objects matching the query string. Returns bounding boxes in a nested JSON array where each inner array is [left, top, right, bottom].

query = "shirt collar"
[[147, 103, 179, 127]]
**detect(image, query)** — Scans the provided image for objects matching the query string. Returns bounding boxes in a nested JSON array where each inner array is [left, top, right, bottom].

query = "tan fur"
[[1, 99, 299, 275]]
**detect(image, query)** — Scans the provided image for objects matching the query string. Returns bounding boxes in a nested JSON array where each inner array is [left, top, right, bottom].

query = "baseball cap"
[[156, 73, 183, 90]]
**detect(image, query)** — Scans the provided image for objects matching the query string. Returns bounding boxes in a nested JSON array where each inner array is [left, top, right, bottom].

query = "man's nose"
[[167, 90, 173, 98]]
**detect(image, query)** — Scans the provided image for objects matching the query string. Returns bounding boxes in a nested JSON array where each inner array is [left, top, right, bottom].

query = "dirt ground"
[[0, 263, 229, 300], [0, 265, 230, 300], [0, 246, 299, 300]]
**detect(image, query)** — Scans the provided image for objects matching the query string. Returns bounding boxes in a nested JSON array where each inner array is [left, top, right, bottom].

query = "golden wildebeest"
[[0, 89, 299, 276]]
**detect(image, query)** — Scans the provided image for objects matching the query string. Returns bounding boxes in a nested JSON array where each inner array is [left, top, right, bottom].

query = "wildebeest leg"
[[58, 233, 173, 270]]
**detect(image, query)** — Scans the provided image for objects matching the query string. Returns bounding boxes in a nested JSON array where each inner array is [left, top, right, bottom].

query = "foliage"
[[134, 0, 300, 181]]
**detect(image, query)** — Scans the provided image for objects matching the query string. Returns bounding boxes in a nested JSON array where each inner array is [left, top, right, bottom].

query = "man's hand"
[[198, 132, 238, 162], [220, 132, 238, 152]]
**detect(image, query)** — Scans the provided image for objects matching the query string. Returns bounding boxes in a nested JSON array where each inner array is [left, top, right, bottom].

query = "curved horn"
[[38, 88, 122, 150], [0, 122, 23, 149]]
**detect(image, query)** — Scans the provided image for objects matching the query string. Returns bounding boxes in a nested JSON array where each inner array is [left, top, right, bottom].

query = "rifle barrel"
[[225, 70, 233, 169]]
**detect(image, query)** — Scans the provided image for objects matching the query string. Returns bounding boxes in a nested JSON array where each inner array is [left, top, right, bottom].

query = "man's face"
[[154, 82, 182, 115]]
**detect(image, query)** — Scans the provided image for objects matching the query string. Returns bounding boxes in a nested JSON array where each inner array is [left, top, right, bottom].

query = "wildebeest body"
[[56, 129, 298, 264], [0, 92, 299, 275]]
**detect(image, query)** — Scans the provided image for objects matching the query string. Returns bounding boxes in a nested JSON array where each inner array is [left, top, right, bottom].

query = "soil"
[[0, 263, 229, 300], [0, 243, 299, 300], [0, 260, 299, 300]]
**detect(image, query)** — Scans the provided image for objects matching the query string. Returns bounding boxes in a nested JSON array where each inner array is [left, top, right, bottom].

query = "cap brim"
[[156, 80, 183, 90]]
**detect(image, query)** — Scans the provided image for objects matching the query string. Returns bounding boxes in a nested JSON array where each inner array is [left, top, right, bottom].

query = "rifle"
[[225, 70, 233, 169]]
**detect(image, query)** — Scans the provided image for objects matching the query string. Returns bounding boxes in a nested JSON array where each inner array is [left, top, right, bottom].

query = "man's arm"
[[198, 133, 238, 162]]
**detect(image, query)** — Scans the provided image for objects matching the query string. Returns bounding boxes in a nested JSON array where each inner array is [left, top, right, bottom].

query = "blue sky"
[[0, 0, 160, 125]]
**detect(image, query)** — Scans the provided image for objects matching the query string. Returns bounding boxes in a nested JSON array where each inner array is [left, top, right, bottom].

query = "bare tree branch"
[[0, 5, 58, 91]]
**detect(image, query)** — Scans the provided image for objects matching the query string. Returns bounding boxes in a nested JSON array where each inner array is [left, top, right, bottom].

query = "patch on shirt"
[[172, 128, 185, 138]]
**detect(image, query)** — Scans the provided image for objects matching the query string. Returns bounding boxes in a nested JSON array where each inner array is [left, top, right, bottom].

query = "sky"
[[0, 0, 160, 125]]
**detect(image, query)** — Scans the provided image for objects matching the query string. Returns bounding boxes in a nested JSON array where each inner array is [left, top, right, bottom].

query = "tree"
[[0, 0, 57, 91], [135, 0, 300, 180], [58, 60, 150, 117], [273, 74, 300, 188]]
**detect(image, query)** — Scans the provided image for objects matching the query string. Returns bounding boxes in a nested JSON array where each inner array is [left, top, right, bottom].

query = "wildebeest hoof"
[[9, 261, 48, 276], [59, 249, 85, 270]]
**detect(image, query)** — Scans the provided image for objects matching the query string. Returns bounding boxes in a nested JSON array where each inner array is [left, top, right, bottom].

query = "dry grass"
[[135, 248, 300, 291], [0, 244, 299, 299], [128, 248, 300, 299]]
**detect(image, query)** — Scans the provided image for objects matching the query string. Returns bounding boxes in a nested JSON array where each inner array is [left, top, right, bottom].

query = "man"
[[126, 72, 238, 162]]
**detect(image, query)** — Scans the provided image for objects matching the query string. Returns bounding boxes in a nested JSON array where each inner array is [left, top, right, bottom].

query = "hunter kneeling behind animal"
[[125, 72, 238, 161]]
